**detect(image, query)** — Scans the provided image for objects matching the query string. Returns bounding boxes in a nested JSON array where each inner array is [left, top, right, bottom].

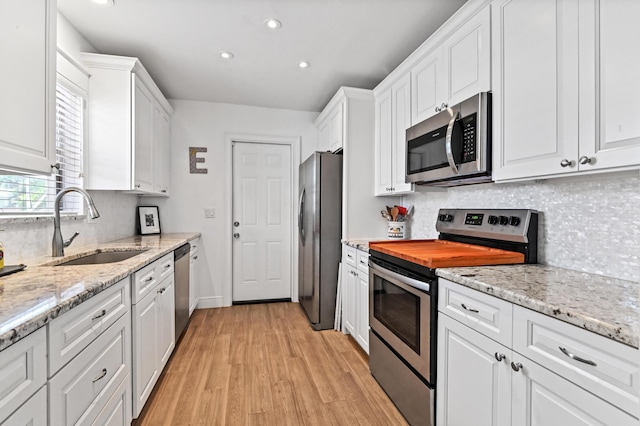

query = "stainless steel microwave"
[[405, 92, 491, 186]]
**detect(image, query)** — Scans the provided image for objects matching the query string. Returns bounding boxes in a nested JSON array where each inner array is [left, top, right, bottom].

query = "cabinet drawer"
[[513, 305, 640, 417], [343, 245, 357, 268], [92, 373, 131, 426], [49, 313, 131, 426], [49, 278, 129, 375], [156, 253, 174, 282], [189, 237, 200, 253], [438, 279, 513, 347], [356, 250, 369, 274], [1, 385, 47, 426], [132, 261, 157, 304], [0, 327, 46, 424]]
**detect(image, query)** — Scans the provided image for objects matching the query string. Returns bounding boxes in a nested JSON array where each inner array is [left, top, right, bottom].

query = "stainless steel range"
[[368, 209, 538, 426]]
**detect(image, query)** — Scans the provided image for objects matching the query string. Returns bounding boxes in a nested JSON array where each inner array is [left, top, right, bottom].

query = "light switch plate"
[[204, 208, 216, 218]]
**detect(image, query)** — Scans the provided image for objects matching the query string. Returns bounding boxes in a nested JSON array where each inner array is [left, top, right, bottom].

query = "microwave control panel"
[[461, 114, 477, 163]]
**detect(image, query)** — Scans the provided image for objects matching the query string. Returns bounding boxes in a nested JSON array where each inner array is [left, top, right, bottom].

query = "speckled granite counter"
[[0, 233, 200, 352], [342, 239, 385, 252], [437, 265, 640, 348]]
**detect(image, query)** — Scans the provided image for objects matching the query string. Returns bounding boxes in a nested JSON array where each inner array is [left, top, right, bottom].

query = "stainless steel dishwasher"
[[174, 243, 190, 340]]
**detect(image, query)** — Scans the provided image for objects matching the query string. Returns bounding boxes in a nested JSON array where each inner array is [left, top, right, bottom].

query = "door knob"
[[233, 233, 240, 239], [234, 221, 240, 227]]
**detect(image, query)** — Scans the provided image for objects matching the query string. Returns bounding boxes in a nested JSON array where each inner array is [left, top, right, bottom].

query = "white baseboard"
[[195, 296, 224, 309]]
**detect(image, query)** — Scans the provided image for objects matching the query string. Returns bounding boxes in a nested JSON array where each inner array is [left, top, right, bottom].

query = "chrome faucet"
[[52, 187, 100, 257]]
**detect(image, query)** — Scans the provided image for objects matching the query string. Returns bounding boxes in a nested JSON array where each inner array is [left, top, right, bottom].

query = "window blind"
[[0, 82, 85, 214]]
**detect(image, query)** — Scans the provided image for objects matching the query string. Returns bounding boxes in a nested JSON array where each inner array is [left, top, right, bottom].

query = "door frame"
[[224, 133, 300, 306]]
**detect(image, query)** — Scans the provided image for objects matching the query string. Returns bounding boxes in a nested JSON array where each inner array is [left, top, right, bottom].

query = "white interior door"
[[232, 142, 292, 302]]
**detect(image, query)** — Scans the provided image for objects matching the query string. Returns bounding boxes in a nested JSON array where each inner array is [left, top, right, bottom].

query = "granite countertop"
[[0, 233, 200, 352], [342, 238, 385, 253], [437, 265, 640, 348]]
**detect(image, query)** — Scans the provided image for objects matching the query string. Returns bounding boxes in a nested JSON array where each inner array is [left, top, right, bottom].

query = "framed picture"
[[137, 206, 161, 235]]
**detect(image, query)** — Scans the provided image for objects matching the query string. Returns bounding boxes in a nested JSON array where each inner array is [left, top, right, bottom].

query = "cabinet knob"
[[510, 361, 523, 372], [560, 159, 573, 168], [161, 189, 167, 193], [435, 106, 441, 112], [494, 352, 506, 362], [441, 102, 448, 110], [578, 156, 593, 165], [136, 184, 141, 188], [233, 233, 240, 239]]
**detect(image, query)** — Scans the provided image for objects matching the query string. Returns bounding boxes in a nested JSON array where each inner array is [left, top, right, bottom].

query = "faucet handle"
[[64, 232, 80, 248]]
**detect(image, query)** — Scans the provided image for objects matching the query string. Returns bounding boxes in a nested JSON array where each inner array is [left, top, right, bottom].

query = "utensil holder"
[[388, 221, 408, 239]]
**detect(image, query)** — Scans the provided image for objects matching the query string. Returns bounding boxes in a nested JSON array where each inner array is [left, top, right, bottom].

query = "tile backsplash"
[[403, 172, 640, 282], [0, 191, 139, 263]]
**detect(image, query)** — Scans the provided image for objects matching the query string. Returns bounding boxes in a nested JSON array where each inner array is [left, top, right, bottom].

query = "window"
[[0, 80, 86, 215]]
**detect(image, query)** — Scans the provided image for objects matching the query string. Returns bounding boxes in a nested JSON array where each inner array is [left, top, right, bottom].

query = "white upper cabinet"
[[0, 0, 55, 175], [81, 53, 173, 195], [411, 4, 491, 125], [317, 100, 344, 153], [375, 74, 414, 196], [577, 0, 640, 171], [493, 0, 640, 181]]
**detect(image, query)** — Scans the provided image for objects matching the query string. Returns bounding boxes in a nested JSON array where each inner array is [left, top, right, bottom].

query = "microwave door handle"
[[445, 110, 461, 175]]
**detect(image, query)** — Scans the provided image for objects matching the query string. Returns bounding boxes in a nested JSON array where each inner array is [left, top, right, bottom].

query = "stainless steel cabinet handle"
[[559, 347, 597, 366], [158, 287, 166, 294], [92, 368, 107, 382], [461, 303, 479, 313], [441, 102, 448, 110], [91, 309, 106, 321], [435, 106, 441, 112], [560, 159, 573, 167], [578, 156, 593, 165], [495, 352, 506, 362], [164, 264, 171, 269], [193, 255, 198, 260], [161, 189, 167, 193], [511, 362, 523, 372], [233, 233, 240, 239], [135, 184, 141, 188], [145, 276, 154, 282]]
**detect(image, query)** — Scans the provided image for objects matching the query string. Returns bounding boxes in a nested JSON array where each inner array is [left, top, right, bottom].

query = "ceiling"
[[57, 0, 467, 112]]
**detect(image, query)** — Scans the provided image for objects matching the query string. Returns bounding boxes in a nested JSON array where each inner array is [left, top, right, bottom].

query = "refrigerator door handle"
[[298, 188, 305, 244]]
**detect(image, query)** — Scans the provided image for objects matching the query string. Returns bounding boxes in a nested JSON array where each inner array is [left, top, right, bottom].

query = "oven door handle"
[[445, 109, 461, 175], [369, 259, 430, 293]]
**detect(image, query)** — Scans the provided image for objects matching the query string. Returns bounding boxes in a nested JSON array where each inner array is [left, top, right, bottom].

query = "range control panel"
[[436, 208, 537, 243]]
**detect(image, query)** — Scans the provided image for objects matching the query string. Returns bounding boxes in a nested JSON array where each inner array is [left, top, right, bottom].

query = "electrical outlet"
[[204, 208, 216, 218]]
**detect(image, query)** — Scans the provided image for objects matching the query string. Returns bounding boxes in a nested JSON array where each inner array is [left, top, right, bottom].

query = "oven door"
[[369, 258, 432, 382]]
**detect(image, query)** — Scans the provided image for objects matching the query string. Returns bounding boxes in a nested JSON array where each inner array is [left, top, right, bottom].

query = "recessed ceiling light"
[[298, 61, 311, 69], [92, 0, 114, 5], [219, 51, 234, 60], [264, 19, 282, 30]]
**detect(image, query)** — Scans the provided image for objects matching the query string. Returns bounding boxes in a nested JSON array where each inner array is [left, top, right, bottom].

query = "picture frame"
[[137, 206, 161, 235]]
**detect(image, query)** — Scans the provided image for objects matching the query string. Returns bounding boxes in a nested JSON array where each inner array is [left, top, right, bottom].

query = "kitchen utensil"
[[380, 210, 392, 220], [390, 206, 399, 221]]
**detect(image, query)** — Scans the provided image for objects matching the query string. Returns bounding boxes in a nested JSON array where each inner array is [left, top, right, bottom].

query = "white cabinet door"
[[355, 270, 369, 354], [492, 0, 580, 181], [132, 291, 160, 418], [342, 262, 357, 336], [317, 121, 330, 152], [511, 352, 637, 426], [158, 275, 175, 369], [0, 0, 54, 174], [411, 47, 444, 125], [153, 104, 171, 195], [443, 4, 491, 107], [374, 88, 393, 195], [391, 74, 413, 194], [437, 313, 511, 426], [578, 0, 640, 172], [2, 386, 47, 426], [133, 76, 154, 193]]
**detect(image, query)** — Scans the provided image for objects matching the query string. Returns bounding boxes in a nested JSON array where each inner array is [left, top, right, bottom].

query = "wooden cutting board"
[[369, 239, 525, 269]]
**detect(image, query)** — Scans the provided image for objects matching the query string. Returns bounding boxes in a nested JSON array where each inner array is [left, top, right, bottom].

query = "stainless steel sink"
[[54, 249, 149, 266]]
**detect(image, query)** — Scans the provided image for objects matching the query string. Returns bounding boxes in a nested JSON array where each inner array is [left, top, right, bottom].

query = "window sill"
[[0, 214, 87, 225]]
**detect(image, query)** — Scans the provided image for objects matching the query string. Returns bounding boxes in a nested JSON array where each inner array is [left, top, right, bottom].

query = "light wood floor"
[[134, 302, 408, 425]]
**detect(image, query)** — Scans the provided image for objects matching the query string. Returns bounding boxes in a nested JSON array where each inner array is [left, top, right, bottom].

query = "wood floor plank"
[[134, 302, 408, 426]]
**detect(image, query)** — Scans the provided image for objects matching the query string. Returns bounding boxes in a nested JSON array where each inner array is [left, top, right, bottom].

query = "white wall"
[[403, 172, 640, 282], [147, 100, 319, 307], [0, 14, 140, 263]]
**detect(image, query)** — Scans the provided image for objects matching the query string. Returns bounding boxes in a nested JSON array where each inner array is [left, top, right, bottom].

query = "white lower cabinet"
[[189, 238, 201, 316], [132, 257, 176, 418], [49, 313, 131, 426], [437, 279, 638, 426], [341, 245, 369, 354], [0, 327, 47, 424], [1, 386, 47, 426]]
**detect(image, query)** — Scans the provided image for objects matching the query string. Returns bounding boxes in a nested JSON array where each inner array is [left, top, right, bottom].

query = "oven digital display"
[[464, 213, 484, 225]]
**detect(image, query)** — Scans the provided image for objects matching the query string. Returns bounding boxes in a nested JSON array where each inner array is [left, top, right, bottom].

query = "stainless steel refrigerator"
[[298, 152, 342, 330]]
